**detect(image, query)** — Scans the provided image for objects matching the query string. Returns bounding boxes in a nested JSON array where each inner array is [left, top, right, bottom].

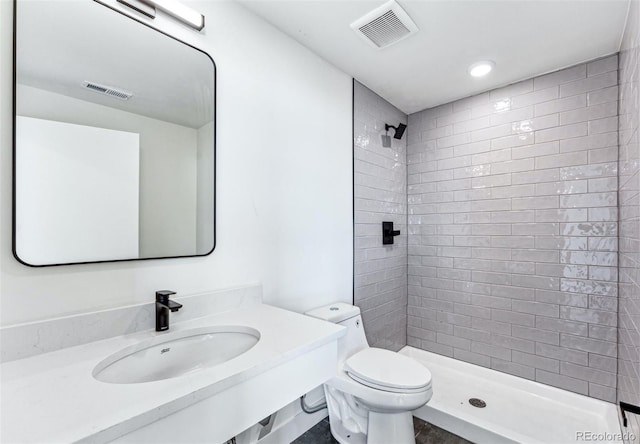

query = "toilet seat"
[[344, 348, 432, 394]]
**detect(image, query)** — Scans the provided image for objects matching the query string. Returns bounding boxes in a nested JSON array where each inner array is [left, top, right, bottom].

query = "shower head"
[[392, 123, 407, 140], [381, 122, 407, 147], [384, 123, 407, 139]]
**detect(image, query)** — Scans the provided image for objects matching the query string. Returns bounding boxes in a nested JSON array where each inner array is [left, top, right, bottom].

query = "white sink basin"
[[93, 326, 260, 384]]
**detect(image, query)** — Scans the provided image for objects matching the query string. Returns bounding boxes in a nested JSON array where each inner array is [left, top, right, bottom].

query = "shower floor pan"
[[402, 347, 623, 444]]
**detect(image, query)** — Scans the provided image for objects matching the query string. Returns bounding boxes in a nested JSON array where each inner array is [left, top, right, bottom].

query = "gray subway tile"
[[454, 325, 492, 343], [453, 348, 491, 367], [436, 332, 471, 351], [535, 64, 586, 90], [588, 383, 616, 403], [560, 306, 617, 327], [536, 342, 588, 365], [536, 122, 588, 144], [471, 341, 512, 361], [536, 316, 588, 336], [560, 101, 617, 126], [491, 358, 536, 379], [589, 354, 617, 372], [404, 61, 621, 401], [491, 334, 535, 353], [513, 350, 560, 372], [513, 325, 560, 345], [586, 55, 617, 77], [472, 317, 511, 336], [492, 309, 535, 327], [587, 86, 618, 106], [559, 71, 617, 97], [560, 334, 617, 357], [589, 324, 618, 342], [536, 369, 589, 395], [512, 86, 559, 109], [513, 300, 560, 317], [560, 362, 616, 387]]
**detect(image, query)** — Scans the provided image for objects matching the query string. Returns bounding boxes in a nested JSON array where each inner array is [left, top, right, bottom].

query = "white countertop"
[[0, 304, 344, 443]]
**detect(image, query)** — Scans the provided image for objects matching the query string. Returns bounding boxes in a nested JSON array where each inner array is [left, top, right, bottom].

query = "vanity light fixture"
[[117, 0, 205, 31], [468, 60, 495, 78], [149, 0, 204, 31]]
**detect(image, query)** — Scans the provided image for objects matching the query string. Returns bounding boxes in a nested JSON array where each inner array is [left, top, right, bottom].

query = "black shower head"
[[384, 123, 407, 140], [394, 123, 407, 140]]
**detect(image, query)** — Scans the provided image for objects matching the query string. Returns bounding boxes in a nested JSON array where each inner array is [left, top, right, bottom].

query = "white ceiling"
[[17, 0, 214, 129], [239, 0, 630, 114]]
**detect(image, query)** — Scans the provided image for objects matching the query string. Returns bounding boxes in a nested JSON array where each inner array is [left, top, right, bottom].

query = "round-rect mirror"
[[13, 0, 216, 266]]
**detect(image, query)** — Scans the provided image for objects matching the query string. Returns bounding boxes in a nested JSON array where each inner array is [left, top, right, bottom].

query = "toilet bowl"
[[306, 303, 432, 444]]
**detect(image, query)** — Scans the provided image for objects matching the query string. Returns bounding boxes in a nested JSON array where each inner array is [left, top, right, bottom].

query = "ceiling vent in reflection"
[[82, 81, 133, 101], [351, 0, 418, 49]]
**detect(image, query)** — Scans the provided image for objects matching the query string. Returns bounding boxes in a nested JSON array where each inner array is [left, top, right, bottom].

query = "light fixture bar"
[[145, 0, 205, 31]]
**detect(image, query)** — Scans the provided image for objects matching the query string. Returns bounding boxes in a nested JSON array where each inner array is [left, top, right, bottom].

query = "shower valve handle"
[[382, 221, 401, 245]]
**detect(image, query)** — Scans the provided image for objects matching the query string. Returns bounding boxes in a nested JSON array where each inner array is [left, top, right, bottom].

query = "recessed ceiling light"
[[468, 61, 495, 77]]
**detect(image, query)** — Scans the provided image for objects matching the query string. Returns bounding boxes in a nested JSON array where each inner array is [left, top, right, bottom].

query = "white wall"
[[17, 84, 199, 258], [0, 0, 353, 326], [196, 121, 215, 255], [15, 116, 140, 265]]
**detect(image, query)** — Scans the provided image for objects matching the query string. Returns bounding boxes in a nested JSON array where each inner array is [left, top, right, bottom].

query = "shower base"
[[402, 346, 624, 444]]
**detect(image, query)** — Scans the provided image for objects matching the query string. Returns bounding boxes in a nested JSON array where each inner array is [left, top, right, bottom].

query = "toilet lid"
[[344, 348, 432, 393]]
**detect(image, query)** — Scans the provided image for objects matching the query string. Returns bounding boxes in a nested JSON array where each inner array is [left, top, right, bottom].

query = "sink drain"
[[469, 398, 486, 408]]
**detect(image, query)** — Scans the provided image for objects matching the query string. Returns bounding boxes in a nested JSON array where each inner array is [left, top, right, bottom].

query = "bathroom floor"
[[291, 416, 472, 444]]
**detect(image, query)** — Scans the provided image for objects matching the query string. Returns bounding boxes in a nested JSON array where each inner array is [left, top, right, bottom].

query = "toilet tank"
[[305, 302, 360, 323], [306, 302, 369, 363]]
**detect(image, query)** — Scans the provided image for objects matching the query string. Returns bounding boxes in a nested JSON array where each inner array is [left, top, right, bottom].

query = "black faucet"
[[155, 290, 183, 331]]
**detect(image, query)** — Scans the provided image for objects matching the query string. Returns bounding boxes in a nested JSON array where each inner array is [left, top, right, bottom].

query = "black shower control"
[[382, 221, 401, 245]]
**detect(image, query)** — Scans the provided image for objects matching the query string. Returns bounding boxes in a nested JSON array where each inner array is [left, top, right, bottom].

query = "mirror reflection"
[[14, 0, 216, 266]]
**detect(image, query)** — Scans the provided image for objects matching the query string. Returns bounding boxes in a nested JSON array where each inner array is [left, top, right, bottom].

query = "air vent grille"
[[359, 10, 410, 48], [82, 81, 133, 100], [351, 0, 418, 49]]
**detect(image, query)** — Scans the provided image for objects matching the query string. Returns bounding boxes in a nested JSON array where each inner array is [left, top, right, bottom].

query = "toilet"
[[306, 302, 432, 444]]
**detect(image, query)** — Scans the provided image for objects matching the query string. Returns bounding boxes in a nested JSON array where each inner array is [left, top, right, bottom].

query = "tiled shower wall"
[[619, 0, 640, 436], [354, 80, 407, 351], [406, 58, 619, 401]]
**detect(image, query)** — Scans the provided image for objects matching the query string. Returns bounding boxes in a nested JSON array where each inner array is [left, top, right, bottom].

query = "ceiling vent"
[[350, 0, 418, 49], [82, 81, 133, 101]]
